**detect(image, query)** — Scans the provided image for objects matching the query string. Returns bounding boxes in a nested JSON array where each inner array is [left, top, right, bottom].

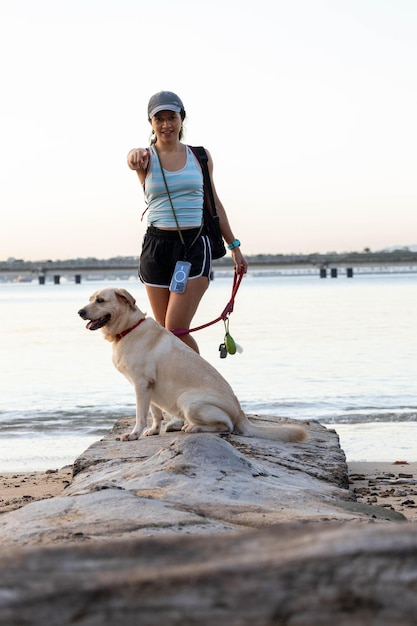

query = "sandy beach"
[[1, 461, 416, 521], [348, 460, 417, 523], [0, 467, 73, 514]]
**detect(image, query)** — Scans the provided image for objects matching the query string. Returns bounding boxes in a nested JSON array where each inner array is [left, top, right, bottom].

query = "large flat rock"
[[0, 523, 416, 625], [0, 416, 405, 547]]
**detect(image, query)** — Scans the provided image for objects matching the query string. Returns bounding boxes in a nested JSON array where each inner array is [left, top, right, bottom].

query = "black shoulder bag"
[[189, 146, 227, 259]]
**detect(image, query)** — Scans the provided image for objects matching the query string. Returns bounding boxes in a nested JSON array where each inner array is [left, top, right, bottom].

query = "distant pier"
[[2, 251, 417, 283]]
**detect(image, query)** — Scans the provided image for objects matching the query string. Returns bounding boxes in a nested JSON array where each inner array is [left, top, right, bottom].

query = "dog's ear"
[[115, 289, 137, 311], [89, 290, 99, 302]]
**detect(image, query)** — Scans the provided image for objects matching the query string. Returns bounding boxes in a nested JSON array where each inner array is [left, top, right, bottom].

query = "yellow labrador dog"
[[78, 288, 307, 444]]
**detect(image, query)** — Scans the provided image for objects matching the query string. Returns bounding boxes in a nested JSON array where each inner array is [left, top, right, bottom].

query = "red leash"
[[172, 268, 245, 337]]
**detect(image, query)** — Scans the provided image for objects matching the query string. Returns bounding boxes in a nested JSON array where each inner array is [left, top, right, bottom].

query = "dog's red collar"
[[115, 317, 146, 341]]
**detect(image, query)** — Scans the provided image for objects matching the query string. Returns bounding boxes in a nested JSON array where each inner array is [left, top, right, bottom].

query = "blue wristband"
[[228, 239, 241, 250]]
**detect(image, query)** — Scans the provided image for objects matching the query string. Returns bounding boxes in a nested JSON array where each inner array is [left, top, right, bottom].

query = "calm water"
[[1, 270, 416, 470]]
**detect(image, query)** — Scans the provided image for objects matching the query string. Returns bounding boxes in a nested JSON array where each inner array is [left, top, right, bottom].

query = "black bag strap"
[[188, 145, 219, 221]]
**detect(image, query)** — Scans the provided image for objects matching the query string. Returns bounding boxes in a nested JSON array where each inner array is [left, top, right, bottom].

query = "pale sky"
[[1, 0, 416, 261]]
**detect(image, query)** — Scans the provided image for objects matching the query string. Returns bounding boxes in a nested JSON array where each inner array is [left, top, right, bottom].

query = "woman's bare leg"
[[145, 277, 209, 353], [165, 276, 209, 352], [144, 285, 170, 327]]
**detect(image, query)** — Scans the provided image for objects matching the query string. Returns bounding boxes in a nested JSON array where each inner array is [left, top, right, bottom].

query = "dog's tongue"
[[84, 314, 110, 331]]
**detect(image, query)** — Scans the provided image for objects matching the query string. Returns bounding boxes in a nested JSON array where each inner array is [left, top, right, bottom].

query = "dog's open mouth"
[[86, 314, 111, 331]]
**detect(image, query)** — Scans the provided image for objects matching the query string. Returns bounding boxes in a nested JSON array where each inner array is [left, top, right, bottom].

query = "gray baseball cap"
[[147, 91, 184, 119]]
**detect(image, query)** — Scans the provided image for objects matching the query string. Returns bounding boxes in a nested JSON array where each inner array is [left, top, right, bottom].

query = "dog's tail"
[[235, 413, 307, 442]]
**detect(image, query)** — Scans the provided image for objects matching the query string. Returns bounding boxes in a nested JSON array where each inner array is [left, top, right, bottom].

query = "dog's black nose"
[[78, 308, 87, 318]]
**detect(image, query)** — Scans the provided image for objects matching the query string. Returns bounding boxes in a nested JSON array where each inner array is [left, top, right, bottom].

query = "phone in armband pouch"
[[169, 261, 191, 293]]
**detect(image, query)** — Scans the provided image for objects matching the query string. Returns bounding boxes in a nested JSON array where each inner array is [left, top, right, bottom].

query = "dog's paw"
[[120, 432, 139, 442], [143, 427, 160, 437], [181, 424, 203, 433], [165, 418, 185, 432]]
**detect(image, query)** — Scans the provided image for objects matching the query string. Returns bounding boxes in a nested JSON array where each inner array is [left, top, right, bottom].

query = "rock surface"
[[1, 416, 415, 625], [0, 416, 405, 547], [2, 523, 417, 626]]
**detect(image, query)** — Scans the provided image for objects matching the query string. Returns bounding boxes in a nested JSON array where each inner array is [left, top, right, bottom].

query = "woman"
[[127, 90, 247, 353]]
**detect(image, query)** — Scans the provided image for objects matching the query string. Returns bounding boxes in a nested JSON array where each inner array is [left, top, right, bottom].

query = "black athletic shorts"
[[139, 225, 212, 287]]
